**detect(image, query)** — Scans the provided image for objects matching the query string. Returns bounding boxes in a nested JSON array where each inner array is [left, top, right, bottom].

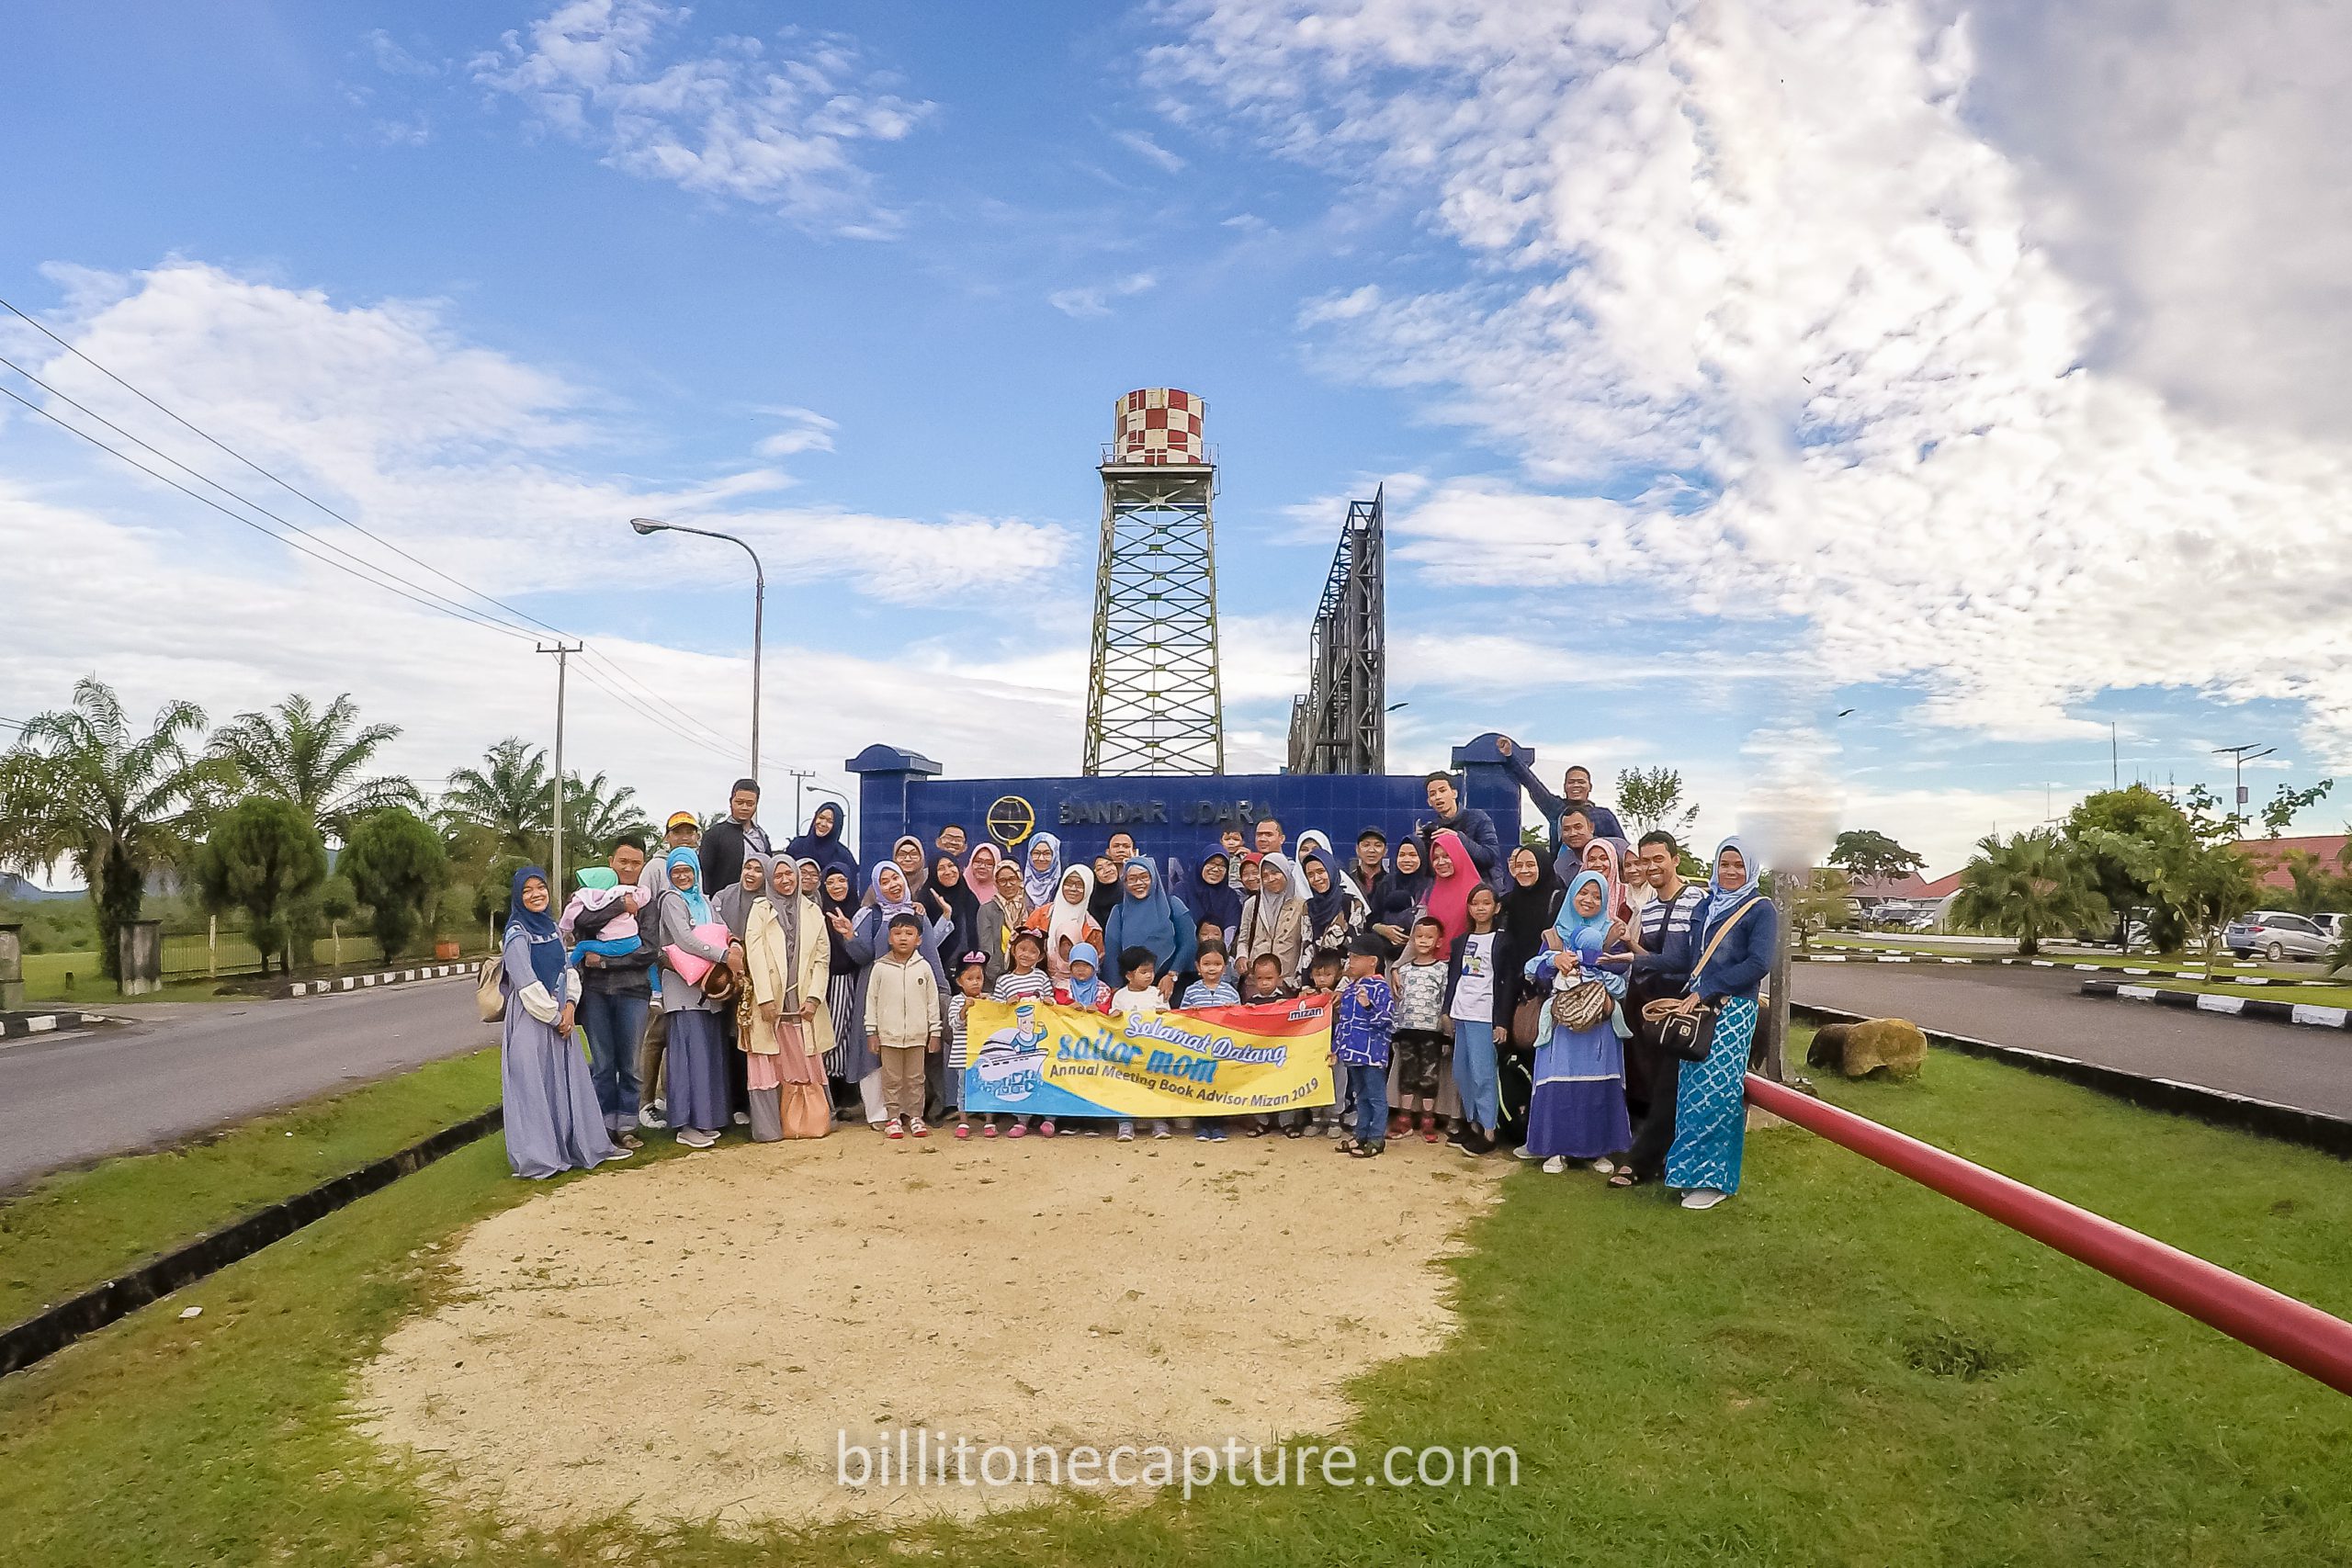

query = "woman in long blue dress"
[[1521, 871, 1632, 1171], [1660, 837, 1778, 1210], [653, 846, 734, 1149], [500, 865, 629, 1179]]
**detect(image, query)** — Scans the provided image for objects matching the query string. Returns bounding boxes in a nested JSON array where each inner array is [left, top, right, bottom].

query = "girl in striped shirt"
[[988, 930, 1056, 1137]]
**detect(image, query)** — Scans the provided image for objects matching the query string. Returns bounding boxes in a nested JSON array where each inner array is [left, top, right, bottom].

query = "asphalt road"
[[0, 977, 494, 1192], [1792, 962, 2352, 1121]]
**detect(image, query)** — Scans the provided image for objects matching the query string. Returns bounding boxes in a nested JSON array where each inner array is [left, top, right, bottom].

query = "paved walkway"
[[1792, 963, 2352, 1121], [0, 978, 492, 1191]]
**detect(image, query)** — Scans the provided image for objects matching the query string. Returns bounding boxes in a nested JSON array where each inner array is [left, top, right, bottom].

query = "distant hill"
[[0, 873, 78, 903]]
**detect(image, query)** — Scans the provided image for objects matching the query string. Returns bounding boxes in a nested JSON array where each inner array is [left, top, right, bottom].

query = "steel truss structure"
[[1083, 450, 1226, 776], [1286, 486, 1385, 774]]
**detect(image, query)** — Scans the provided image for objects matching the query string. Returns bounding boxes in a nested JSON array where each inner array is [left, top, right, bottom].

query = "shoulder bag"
[[1640, 896, 1764, 1062]]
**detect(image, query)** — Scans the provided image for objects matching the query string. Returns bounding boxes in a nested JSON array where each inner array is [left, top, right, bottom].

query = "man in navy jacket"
[[1496, 737, 1625, 859], [1415, 772, 1508, 890]]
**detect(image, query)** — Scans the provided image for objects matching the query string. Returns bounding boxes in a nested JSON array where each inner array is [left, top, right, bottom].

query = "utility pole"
[[785, 767, 818, 833], [538, 641, 582, 897], [2213, 743, 2276, 834], [2110, 722, 2119, 791]]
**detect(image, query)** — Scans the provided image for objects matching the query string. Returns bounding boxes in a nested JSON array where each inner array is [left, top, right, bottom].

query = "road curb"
[[1794, 951, 2336, 986], [278, 962, 474, 999], [1792, 1003, 2352, 1159], [2079, 980, 2352, 1032], [0, 1104, 504, 1381], [0, 1010, 113, 1042]]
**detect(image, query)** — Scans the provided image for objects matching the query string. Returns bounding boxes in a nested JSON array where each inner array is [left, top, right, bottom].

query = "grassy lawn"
[[4, 1040, 2351, 1565], [1814, 938, 2330, 982], [18, 941, 485, 1006], [2109, 978, 2352, 1009], [0, 1050, 505, 1321]]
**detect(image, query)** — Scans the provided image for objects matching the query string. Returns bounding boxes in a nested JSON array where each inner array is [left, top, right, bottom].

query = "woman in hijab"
[[1659, 838, 1777, 1211], [652, 846, 734, 1149], [1519, 870, 1634, 1171], [1295, 840, 1366, 974], [925, 851, 982, 964], [1102, 857, 1197, 1000], [784, 801, 859, 890], [965, 843, 1001, 914], [818, 863, 876, 1122], [1027, 864, 1103, 983], [498, 866, 628, 1179], [1186, 849, 1242, 947], [831, 861, 950, 1131], [978, 856, 1026, 984], [1369, 836, 1427, 953], [1579, 838, 1633, 928], [713, 851, 769, 943], [742, 858, 833, 1140], [1423, 830, 1480, 947], [1236, 852, 1306, 979], [1493, 842, 1567, 1150], [1021, 833, 1064, 912], [1087, 853, 1124, 927]]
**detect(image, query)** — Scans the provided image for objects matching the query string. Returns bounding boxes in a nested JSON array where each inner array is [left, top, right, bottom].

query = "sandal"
[[1334, 1136, 1362, 1155], [1349, 1140, 1385, 1158], [1608, 1168, 1645, 1189], [1284, 1122, 1306, 1139]]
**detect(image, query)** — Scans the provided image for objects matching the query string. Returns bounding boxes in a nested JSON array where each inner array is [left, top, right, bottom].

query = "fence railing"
[[1745, 1074, 2352, 1397]]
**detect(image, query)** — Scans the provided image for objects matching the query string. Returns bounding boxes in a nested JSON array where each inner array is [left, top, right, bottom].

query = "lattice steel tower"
[[1083, 389, 1226, 775], [1285, 486, 1385, 774]]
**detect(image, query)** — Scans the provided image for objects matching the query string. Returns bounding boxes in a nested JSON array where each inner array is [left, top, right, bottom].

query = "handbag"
[[474, 956, 505, 1022], [1642, 896, 1766, 1062], [1509, 995, 1545, 1049], [1553, 978, 1614, 1033], [663, 921, 736, 987]]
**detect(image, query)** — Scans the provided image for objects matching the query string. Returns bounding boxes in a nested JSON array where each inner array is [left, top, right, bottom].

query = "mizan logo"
[[985, 795, 1036, 847]]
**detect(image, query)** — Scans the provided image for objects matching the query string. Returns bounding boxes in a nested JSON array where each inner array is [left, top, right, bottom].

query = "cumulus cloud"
[[1154, 0, 2352, 764], [473, 0, 933, 236]]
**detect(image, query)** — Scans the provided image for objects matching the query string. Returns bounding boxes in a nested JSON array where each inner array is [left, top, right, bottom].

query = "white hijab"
[[1047, 863, 1097, 954]]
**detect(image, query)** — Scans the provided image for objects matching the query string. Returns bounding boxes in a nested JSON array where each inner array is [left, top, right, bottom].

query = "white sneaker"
[[1541, 1156, 1566, 1174], [1590, 1157, 1617, 1175], [1116, 1120, 1136, 1142], [731, 1111, 751, 1126], [1514, 1145, 1540, 1161], [676, 1128, 718, 1149], [638, 1105, 667, 1131], [1680, 1188, 1729, 1210], [1151, 1120, 1172, 1139]]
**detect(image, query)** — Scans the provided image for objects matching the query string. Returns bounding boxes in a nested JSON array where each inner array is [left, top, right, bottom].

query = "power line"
[[0, 293, 744, 754], [0, 323, 744, 757]]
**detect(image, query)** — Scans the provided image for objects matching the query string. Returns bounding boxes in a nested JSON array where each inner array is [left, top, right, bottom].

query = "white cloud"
[[473, 0, 933, 237], [752, 405, 837, 458], [1155, 0, 2352, 767], [1114, 128, 1188, 174], [1046, 271, 1159, 319]]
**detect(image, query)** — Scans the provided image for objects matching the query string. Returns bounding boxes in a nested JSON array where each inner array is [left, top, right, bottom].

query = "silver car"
[[2222, 910, 2331, 961]]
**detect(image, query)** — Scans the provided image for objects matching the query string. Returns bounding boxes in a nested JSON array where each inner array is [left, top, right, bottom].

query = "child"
[[1521, 872, 1633, 1174], [1331, 933, 1396, 1156], [865, 912, 941, 1139], [1180, 942, 1238, 1142], [989, 930, 1054, 1138], [1389, 916, 1453, 1144], [1291, 950, 1345, 1139], [1239, 951, 1298, 1137], [946, 953, 989, 1140], [1220, 826, 1247, 877], [1050, 942, 1113, 1137], [1445, 884, 1505, 1156], [1108, 946, 1172, 1142], [560, 868, 643, 968]]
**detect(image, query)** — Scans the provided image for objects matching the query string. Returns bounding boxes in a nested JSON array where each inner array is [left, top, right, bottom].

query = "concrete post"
[[0, 922, 23, 1010], [119, 919, 164, 997]]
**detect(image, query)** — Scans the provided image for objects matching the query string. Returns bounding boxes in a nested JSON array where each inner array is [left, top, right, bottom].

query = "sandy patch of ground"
[[358, 1128, 1503, 1529]]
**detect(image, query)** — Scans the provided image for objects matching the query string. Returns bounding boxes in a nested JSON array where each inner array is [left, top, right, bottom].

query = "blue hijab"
[[1707, 836, 1761, 923], [1553, 870, 1612, 963], [1021, 832, 1064, 909], [506, 865, 567, 996], [1104, 856, 1186, 970], [665, 845, 712, 924], [1066, 940, 1104, 1007]]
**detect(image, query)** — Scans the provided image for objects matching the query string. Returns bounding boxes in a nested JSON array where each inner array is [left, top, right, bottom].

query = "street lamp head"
[[628, 517, 667, 536]]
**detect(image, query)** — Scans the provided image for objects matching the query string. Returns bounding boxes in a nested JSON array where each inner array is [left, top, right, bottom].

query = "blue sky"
[[5, 0, 2348, 876]]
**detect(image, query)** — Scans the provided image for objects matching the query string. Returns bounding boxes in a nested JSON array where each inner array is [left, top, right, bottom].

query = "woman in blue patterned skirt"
[[1660, 838, 1776, 1210]]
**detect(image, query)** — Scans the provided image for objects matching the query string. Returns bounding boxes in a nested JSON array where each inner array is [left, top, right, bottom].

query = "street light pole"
[[629, 518, 766, 779], [2212, 743, 2276, 832], [537, 641, 583, 897]]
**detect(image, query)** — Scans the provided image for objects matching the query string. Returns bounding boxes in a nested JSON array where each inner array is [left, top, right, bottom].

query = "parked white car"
[[2222, 910, 2332, 961], [2311, 912, 2346, 942]]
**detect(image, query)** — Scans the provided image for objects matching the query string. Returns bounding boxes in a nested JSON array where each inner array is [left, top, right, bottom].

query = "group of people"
[[493, 751, 1777, 1212]]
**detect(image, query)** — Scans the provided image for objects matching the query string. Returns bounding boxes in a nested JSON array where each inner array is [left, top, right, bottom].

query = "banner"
[[961, 997, 1335, 1120]]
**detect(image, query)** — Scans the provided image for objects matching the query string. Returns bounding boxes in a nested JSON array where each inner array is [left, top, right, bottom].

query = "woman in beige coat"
[[742, 857, 835, 1139]]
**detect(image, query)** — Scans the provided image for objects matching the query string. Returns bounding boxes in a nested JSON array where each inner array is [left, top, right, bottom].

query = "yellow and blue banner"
[[962, 997, 1335, 1119]]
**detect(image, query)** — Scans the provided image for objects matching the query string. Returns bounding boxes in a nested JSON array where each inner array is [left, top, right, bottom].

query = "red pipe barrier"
[[1744, 1074, 2352, 1397]]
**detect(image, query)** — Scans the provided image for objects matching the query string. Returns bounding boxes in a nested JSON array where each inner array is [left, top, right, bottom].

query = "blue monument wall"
[[842, 733, 1532, 885]]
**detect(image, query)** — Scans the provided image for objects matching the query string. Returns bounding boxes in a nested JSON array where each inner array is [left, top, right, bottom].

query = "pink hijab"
[[1579, 838, 1628, 923], [1425, 829, 1478, 946], [966, 842, 1001, 906]]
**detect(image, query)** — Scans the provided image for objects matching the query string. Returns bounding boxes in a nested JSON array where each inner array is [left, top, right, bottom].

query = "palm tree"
[[563, 770, 652, 866], [440, 737, 551, 863], [209, 692, 422, 843], [0, 678, 224, 980], [1948, 829, 2109, 956]]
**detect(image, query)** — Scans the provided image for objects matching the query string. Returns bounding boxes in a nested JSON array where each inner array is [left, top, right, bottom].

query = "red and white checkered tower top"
[[1111, 388, 1207, 465]]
